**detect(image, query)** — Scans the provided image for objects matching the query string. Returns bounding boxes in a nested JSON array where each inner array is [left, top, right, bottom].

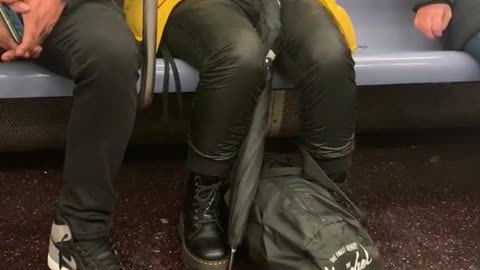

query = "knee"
[[297, 39, 356, 104], [229, 35, 266, 73], [305, 39, 355, 77], [75, 30, 141, 90], [204, 30, 266, 76]]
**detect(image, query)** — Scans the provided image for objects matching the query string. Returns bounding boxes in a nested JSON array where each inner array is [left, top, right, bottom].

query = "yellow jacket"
[[123, 0, 356, 52]]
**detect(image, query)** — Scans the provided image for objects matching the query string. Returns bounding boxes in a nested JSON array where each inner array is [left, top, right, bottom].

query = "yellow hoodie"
[[123, 0, 356, 53]]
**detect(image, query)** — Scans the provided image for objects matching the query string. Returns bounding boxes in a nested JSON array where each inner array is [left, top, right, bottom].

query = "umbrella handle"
[[265, 50, 276, 90], [228, 248, 236, 270]]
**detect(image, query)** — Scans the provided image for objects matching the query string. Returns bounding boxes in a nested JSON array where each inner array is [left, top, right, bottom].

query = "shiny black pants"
[[165, 0, 356, 179]]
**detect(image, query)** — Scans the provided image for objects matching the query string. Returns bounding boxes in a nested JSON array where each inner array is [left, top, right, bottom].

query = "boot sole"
[[178, 215, 228, 270], [47, 254, 72, 270]]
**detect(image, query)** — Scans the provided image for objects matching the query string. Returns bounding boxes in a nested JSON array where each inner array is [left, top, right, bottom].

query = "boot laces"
[[193, 176, 223, 224]]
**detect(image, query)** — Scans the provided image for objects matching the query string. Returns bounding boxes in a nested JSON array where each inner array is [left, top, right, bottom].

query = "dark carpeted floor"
[[1, 132, 479, 270]]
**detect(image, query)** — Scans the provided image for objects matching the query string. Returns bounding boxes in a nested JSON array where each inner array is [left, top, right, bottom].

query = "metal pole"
[[138, 0, 158, 108]]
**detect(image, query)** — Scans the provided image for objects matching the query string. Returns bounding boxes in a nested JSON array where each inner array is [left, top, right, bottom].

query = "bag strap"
[[159, 45, 184, 126], [261, 151, 302, 178], [162, 46, 184, 119], [261, 167, 302, 178], [299, 145, 367, 224]]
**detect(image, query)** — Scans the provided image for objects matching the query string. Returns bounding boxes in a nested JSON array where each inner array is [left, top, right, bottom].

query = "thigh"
[[278, 0, 351, 80], [164, 0, 262, 69], [35, 0, 139, 79], [464, 32, 480, 63]]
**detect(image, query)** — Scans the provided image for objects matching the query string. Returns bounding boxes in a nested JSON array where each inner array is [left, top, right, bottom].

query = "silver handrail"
[[138, 0, 158, 108]]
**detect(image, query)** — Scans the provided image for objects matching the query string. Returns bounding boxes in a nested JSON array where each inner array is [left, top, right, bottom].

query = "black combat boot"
[[179, 173, 228, 270]]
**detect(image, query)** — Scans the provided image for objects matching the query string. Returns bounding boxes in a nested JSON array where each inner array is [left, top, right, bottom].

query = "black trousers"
[[165, 0, 356, 179], [34, 0, 140, 239]]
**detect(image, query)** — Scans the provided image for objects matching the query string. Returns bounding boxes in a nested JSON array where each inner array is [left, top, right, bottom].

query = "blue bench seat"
[[0, 0, 479, 99]]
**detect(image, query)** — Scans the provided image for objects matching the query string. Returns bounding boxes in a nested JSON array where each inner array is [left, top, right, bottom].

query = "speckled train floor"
[[1, 131, 479, 270]]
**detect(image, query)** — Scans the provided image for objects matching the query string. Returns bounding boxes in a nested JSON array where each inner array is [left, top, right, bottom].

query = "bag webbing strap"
[[299, 146, 367, 224]]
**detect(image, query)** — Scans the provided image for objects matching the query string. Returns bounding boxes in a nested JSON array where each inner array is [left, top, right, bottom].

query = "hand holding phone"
[[0, 1, 43, 61], [0, 11, 18, 53], [0, 10, 18, 57], [14, 0, 65, 59], [0, 3, 24, 44], [0, 2, 29, 61]]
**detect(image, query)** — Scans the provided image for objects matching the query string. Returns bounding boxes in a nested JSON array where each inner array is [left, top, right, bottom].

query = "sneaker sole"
[[178, 214, 228, 270], [47, 254, 72, 270]]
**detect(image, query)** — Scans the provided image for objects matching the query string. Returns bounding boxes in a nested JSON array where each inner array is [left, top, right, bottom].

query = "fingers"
[[441, 7, 452, 30], [7, 1, 30, 13], [31, 46, 41, 58], [414, 5, 452, 39], [417, 14, 435, 39], [0, 45, 41, 61], [0, 0, 22, 6], [17, 35, 42, 58], [431, 14, 444, 37], [0, 0, 45, 60], [1, 49, 17, 61], [16, 14, 37, 58], [414, 13, 445, 39], [16, 7, 49, 58], [15, 44, 29, 58]]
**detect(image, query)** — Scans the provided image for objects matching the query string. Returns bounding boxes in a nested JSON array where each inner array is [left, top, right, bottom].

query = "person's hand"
[[0, 0, 30, 13], [0, 0, 31, 61], [13, 0, 65, 59], [414, 3, 452, 39], [0, 18, 19, 61]]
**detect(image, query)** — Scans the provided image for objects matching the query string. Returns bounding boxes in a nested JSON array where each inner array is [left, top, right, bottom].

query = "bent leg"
[[35, 0, 140, 239], [164, 0, 267, 177], [278, 0, 356, 180], [163, 1, 266, 267]]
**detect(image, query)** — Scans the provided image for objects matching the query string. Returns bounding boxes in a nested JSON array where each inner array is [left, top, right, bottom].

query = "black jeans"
[[164, 0, 355, 179], [34, 0, 140, 239]]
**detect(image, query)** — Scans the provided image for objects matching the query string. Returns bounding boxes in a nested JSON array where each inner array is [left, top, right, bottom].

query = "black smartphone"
[[0, 4, 24, 44]]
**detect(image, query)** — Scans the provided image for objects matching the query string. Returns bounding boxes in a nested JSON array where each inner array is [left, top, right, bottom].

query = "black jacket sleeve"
[[413, 0, 452, 12]]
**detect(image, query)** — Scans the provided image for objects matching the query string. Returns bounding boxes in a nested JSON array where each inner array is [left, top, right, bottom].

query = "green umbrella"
[[226, 53, 274, 270], [226, 0, 281, 267]]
